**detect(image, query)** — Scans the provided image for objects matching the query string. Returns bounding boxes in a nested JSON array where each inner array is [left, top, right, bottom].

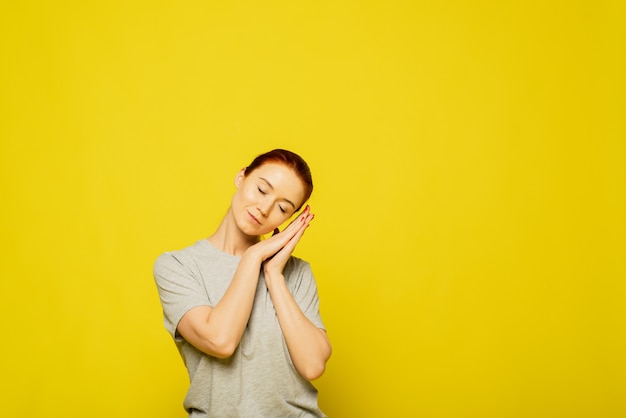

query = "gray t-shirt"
[[154, 239, 327, 418]]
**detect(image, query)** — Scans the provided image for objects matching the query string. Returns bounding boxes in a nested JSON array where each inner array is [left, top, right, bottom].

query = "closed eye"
[[257, 187, 267, 195]]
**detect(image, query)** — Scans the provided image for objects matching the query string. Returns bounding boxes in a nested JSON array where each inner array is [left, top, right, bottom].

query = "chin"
[[258, 226, 276, 236], [248, 224, 274, 237], [237, 223, 260, 237], [234, 215, 264, 237]]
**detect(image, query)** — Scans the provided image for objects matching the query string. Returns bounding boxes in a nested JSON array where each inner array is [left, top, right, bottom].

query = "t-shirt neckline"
[[200, 238, 242, 260]]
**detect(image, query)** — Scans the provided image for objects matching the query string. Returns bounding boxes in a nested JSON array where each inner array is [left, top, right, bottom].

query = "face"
[[231, 163, 306, 236]]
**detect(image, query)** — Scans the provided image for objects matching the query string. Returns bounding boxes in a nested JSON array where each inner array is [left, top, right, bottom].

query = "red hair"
[[244, 149, 313, 209]]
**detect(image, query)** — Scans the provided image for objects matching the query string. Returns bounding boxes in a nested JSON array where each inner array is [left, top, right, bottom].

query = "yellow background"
[[1, 1, 625, 417]]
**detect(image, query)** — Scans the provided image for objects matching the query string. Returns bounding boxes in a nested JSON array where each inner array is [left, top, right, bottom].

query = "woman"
[[154, 149, 331, 417]]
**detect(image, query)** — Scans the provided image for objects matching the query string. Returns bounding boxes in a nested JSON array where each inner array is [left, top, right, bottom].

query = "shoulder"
[[153, 241, 206, 277], [283, 255, 316, 283], [285, 255, 311, 272], [282, 256, 322, 300]]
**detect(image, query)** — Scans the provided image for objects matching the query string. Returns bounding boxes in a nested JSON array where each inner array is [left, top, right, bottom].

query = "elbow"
[[298, 348, 331, 381], [299, 362, 327, 381], [201, 336, 239, 359], [299, 337, 332, 380], [210, 345, 236, 359], [177, 308, 241, 359]]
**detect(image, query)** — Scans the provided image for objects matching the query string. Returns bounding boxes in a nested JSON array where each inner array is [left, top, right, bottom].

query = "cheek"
[[234, 186, 255, 206], [266, 212, 291, 229]]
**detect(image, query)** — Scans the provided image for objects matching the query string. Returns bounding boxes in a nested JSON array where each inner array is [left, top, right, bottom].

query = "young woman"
[[154, 149, 331, 417]]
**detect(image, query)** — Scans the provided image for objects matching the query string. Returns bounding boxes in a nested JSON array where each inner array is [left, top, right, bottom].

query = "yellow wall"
[[1, 1, 625, 417]]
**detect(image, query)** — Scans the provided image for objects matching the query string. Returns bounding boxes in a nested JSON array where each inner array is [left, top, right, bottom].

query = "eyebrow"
[[259, 177, 296, 209]]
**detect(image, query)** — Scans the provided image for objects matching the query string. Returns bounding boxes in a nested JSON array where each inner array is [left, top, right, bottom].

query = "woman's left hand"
[[261, 206, 330, 381], [263, 208, 314, 278]]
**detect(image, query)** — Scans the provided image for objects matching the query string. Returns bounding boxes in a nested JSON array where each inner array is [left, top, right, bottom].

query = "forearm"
[[265, 273, 332, 381], [179, 248, 263, 357]]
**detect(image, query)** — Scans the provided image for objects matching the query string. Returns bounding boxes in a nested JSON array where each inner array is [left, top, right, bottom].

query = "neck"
[[208, 207, 259, 256]]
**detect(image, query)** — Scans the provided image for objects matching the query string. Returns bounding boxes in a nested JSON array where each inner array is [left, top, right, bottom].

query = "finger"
[[280, 206, 311, 235], [279, 223, 307, 255], [282, 213, 314, 252], [298, 205, 315, 224], [264, 213, 314, 268], [265, 207, 312, 253], [301, 211, 315, 227], [294, 205, 311, 224], [263, 219, 303, 253]]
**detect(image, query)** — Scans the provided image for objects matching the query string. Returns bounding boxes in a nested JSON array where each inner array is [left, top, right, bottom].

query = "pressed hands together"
[[176, 206, 331, 381]]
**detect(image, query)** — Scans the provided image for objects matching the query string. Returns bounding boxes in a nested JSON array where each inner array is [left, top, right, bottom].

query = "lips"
[[247, 211, 261, 225]]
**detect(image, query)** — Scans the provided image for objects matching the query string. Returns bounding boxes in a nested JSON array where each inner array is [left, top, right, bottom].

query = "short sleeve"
[[284, 258, 326, 331], [153, 252, 211, 340]]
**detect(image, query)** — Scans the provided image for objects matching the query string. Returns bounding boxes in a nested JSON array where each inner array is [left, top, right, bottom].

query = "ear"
[[234, 168, 246, 188]]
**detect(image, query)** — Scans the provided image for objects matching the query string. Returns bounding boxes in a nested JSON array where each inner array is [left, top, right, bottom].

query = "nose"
[[257, 199, 271, 217]]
